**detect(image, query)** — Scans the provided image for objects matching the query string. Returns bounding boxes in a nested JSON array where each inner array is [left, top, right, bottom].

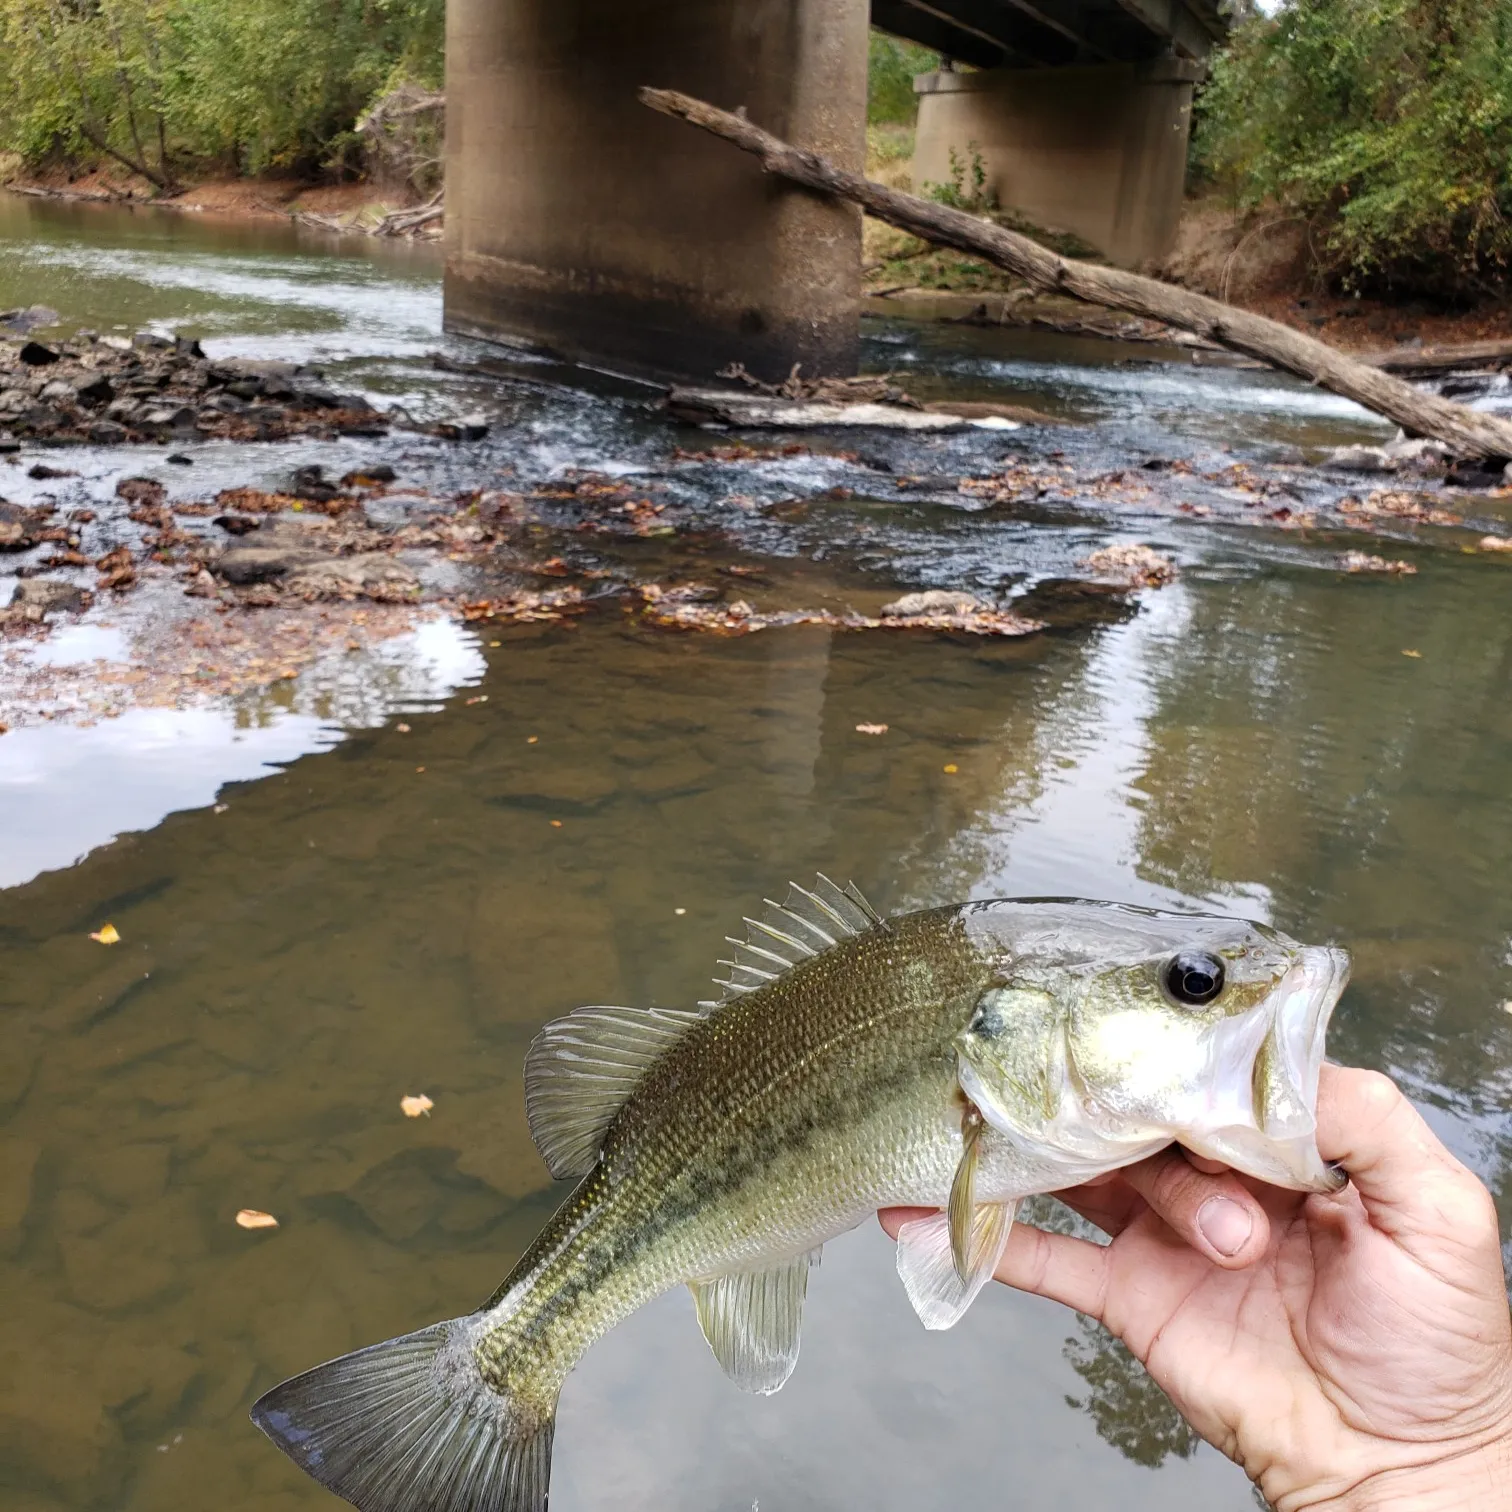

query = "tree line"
[[1, 1, 1508, 301]]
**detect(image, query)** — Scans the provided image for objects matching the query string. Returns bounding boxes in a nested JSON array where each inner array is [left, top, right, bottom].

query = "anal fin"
[[896, 1203, 1016, 1331], [689, 1249, 819, 1395]]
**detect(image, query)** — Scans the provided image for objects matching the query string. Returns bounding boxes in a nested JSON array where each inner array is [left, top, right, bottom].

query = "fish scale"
[[251, 884, 1349, 1512]]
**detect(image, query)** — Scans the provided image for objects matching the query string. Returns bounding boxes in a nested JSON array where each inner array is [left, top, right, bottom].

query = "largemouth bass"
[[252, 878, 1349, 1512]]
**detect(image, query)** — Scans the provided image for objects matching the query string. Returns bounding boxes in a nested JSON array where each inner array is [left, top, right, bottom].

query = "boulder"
[[10, 578, 91, 616], [881, 589, 985, 618]]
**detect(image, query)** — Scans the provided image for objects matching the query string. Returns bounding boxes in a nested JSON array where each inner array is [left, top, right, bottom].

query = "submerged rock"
[[881, 589, 985, 618]]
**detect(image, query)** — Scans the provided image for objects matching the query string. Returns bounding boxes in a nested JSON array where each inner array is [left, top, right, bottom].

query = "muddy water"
[[4, 193, 1512, 1512]]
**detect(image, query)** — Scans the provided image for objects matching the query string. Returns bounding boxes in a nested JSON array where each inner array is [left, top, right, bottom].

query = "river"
[[2, 192, 1510, 1512]]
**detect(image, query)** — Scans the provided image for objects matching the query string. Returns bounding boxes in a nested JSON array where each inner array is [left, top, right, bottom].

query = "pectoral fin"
[[689, 1250, 819, 1395], [947, 1104, 986, 1283], [896, 1203, 1016, 1331]]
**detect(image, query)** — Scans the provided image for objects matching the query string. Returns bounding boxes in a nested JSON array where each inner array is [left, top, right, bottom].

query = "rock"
[[104, 398, 140, 423], [224, 378, 263, 399], [27, 463, 75, 481], [74, 374, 114, 407], [182, 567, 219, 597], [0, 304, 60, 334], [1078, 543, 1178, 588], [39, 379, 75, 403], [284, 553, 419, 601], [18, 341, 60, 366], [432, 413, 491, 441], [214, 542, 322, 584], [115, 477, 166, 506], [173, 335, 205, 359], [882, 589, 985, 618], [1381, 436, 1451, 471], [87, 422, 127, 445], [0, 434, 17, 455], [166, 452, 193, 466], [11, 578, 91, 615], [141, 406, 197, 430], [131, 331, 173, 351], [342, 463, 397, 487], [213, 514, 260, 536], [1320, 444, 1398, 473]]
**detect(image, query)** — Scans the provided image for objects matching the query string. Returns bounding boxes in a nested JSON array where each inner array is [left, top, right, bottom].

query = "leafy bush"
[[0, 0, 445, 184], [868, 30, 937, 125], [1195, 0, 1512, 299]]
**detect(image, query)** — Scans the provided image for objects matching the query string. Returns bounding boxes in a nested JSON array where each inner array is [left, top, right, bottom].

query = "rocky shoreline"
[[0, 326, 485, 449]]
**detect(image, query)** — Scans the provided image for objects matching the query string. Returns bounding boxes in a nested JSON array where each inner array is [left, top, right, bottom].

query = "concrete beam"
[[444, 0, 868, 383], [912, 60, 1200, 267]]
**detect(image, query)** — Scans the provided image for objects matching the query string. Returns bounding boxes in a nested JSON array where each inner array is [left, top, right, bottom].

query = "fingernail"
[[1198, 1196, 1253, 1257]]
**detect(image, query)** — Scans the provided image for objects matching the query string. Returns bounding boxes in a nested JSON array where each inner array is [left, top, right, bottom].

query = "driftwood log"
[[640, 87, 1512, 462]]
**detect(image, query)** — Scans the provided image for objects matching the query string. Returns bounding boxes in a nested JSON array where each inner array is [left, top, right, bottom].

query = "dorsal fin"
[[701, 874, 883, 1009], [524, 1005, 700, 1178]]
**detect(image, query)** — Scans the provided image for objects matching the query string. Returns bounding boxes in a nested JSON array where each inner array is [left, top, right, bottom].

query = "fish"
[[251, 878, 1350, 1512]]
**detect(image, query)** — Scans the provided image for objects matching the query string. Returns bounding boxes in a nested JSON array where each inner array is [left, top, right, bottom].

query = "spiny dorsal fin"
[[702, 874, 883, 1009], [524, 1004, 700, 1179], [688, 1249, 821, 1394]]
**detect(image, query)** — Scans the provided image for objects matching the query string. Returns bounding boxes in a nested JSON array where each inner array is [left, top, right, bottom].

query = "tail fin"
[[250, 1317, 555, 1512]]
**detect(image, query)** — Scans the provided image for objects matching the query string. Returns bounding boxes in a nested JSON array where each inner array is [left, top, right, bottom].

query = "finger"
[[879, 1208, 1111, 1321], [1315, 1064, 1497, 1243], [1119, 1146, 1271, 1266], [991, 1220, 1110, 1319]]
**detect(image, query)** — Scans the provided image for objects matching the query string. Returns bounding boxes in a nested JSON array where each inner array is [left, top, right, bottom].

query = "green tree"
[[1195, 0, 1512, 298]]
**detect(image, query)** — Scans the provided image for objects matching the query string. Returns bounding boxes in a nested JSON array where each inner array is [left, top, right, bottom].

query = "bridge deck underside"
[[871, 0, 1225, 69]]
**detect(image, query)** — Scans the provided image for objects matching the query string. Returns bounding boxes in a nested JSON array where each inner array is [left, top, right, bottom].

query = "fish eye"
[[1163, 950, 1225, 1007]]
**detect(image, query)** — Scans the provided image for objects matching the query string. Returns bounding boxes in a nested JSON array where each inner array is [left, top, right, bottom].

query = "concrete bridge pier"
[[912, 59, 1202, 269], [443, 0, 869, 383]]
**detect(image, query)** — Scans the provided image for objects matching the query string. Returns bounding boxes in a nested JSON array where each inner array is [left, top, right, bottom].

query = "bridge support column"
[[912, 60, 1201, 269], [443, 0, 868, 383]]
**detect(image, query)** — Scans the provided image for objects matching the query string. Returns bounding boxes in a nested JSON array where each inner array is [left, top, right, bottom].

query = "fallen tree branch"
[[640, 87, 1512, 461]]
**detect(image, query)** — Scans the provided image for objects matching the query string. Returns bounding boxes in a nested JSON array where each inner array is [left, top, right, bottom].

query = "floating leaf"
[[855, 722, 889, 735], [400, 1093, 434, 1118], [396, 723, 411, 733], [1478, 536, 1512, 553], [90, 923, 121, 945], [235, 1209, 279, 1230], [943, 763, 959, 774], [550, 819, 563, 828], [1402, 649, 1422, 659]]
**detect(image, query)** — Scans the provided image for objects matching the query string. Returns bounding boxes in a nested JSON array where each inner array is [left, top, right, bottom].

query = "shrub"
[[1195, 0, 1512, 299]]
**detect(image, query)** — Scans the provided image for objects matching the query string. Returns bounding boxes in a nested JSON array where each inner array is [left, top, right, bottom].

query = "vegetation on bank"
[[0, 0, 443, 188], [1194, 0, 1512, 299]]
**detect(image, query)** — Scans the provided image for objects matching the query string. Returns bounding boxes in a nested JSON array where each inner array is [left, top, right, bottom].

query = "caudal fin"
[[250, 1317, 555, 1512]]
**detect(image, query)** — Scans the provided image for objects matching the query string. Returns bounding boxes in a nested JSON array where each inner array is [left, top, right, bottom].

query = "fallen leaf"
[[527, 735, 539, 744], [855, 722, 889, 735], [1338, 552, 1416, 575], [89, 923, 121, 945], [1402, 649, 1422, 658], [489, 640, 502, 647], [550, 819, 563, 828], [1478, 536, 1512, 553], [1502, 1001, 1512, 1016], [396, 723, 411, 733], [674, 907, 687, 916], [466, 695, 488, 705], [415, 766, 426, 773], [400, 1093, 434, 1118], [235, 1209, 279, 1230], [213, 804, 228, 815], [943, 763, 959, 774]]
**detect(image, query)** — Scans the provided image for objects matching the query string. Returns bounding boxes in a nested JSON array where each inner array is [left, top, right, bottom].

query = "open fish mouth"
[[1183, 942, 1351, 1192]]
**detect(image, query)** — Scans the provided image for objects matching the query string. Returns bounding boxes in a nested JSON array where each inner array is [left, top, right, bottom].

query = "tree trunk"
[[639, 87, 1512, 462]]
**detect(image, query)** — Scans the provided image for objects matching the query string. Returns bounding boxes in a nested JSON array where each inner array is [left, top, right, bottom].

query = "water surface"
[[3, 192, 1512, 1512]]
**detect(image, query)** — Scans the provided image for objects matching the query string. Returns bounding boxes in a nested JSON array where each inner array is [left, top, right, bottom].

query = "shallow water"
[[4, 193, 1512, 1512]]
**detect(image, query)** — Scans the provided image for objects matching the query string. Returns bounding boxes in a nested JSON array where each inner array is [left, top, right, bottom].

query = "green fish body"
[[253, 880, 1349, 1512]]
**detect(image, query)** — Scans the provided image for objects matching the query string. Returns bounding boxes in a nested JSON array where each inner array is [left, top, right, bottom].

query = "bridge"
[[443, 0, 1228, 385]]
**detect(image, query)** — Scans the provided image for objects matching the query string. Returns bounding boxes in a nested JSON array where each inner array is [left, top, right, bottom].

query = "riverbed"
[[3, 191, 1512, 1512]]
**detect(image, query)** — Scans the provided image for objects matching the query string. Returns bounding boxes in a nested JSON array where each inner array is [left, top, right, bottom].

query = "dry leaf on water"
[[1402, 649, 1423, 659], [89, 923, 121, 945], [235, 1209, 279, 1230], [943, 763, 959, 774], [855, 723, 889, 735], [1478, 536, 1512, 553], [400, 1093, 434, 1118]]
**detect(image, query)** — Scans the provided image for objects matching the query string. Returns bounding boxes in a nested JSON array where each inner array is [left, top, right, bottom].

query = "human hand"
[[881, 1065, 1512, 1511]]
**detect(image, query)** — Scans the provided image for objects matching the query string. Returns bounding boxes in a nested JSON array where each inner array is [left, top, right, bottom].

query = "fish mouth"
[[1184, 943, 1351, 1192]]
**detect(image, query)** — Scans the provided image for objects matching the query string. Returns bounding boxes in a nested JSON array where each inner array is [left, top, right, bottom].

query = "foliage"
[[923, 143, 996, 212], [1194, 0, 1512, 298], [0, 0, 446, 184], [868, 30, 937, 125]]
